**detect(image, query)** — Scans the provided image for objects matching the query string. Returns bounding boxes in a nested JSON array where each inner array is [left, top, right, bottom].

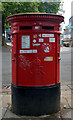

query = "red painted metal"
[[7, 13, 64, 86]]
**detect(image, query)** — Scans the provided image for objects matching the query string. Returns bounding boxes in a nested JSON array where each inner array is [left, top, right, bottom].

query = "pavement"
[[0, 45, 73, 120]]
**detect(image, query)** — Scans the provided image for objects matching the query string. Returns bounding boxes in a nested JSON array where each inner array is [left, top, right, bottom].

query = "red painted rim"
[[7, 13, 64, 23]]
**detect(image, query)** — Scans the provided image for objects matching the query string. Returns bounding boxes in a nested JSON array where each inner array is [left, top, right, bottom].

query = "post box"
[[7, 13, 64, 116]]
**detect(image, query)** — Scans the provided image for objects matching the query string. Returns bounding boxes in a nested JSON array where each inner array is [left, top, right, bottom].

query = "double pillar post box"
[[7, 13, 64, 116]]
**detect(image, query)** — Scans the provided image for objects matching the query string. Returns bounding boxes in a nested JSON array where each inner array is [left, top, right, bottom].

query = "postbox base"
[[11, 83, 60, 116]]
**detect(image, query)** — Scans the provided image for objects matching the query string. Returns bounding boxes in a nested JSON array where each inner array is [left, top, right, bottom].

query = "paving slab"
[[2, 95, 11, 108], [2, 108, 7, 118], [60, 109, 71, 119], [71, 109, 73, 120], [3, 105, 61, 120], [61, 94, 71, 107], [3, 106, 20, 119], [60, 96, 70, 109], [61, 85, 71, 90], [0, 107, 2, 120], [71, 95, 73, 109]]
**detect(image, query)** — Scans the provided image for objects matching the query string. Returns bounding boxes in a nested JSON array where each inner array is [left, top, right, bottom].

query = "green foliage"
[[2, 2, 39, 28], [1, 2, 61, 29], [38, 2, 60, 14]]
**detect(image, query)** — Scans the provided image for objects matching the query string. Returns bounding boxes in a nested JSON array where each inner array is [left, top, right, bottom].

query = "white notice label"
[[20, 50, 37, 53], [33, 43, 40, 46], [49, 38, 55, 42], [39, 38, 44, 42], [22, 35, 30, 48], [33, 50, 37, 53], [42, 34, 54, 37]]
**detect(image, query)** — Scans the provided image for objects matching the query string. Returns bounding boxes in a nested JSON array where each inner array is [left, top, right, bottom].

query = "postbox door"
[[17, 32, 58, 86], [56, 34, 60, 83], [11, 34, 18, 85]]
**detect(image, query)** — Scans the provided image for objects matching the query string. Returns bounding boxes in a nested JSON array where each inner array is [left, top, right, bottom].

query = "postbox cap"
[[7, 13, 64, 23]]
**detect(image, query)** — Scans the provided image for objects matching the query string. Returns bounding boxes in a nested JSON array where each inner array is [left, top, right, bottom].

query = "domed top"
[[7, 13, 64, 23]]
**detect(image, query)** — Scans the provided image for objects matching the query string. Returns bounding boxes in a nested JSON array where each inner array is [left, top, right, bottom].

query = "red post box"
[[7, 13, 64, 116]]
